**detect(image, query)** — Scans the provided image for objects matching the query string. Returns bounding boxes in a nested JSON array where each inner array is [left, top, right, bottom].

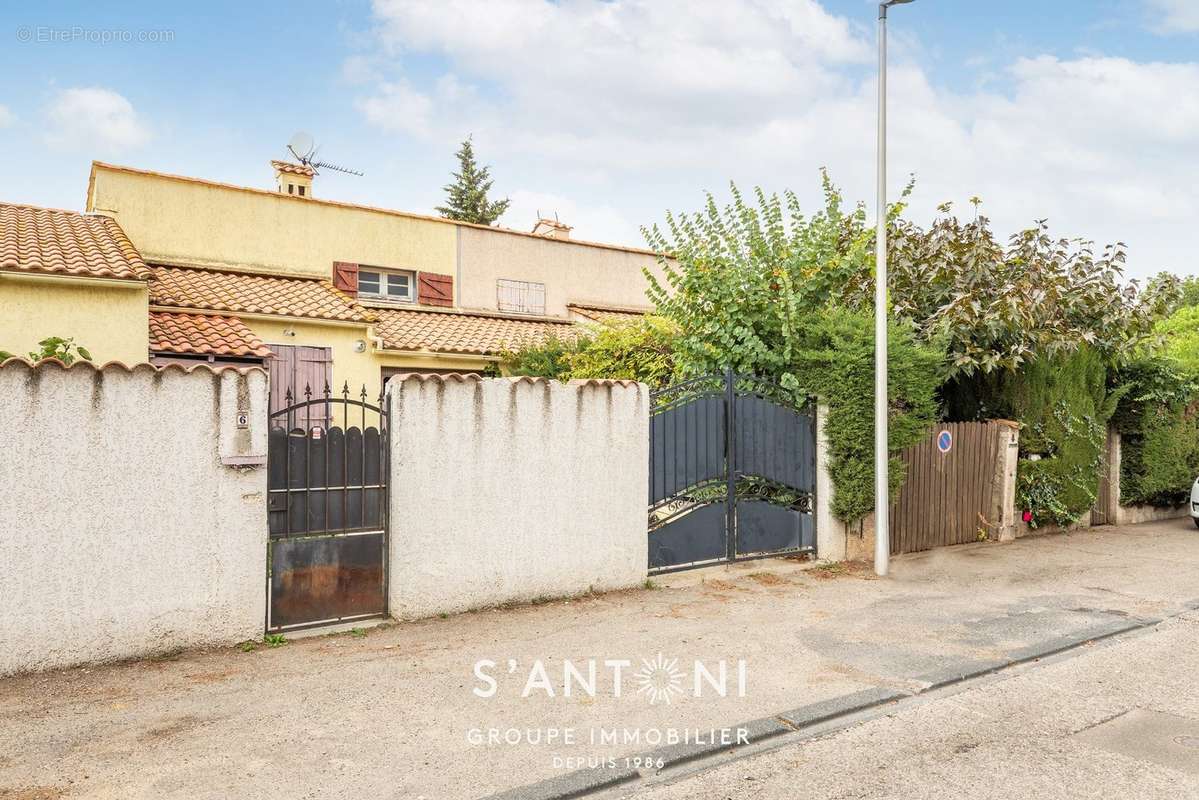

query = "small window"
[[298, 185, 306, 197], [497, 279, 546, 315], [359, 268, 414, 303]]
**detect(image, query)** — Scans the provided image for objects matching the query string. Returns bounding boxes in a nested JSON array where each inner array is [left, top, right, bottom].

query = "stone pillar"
[[218, 368, 268, 467], [1106, 430, 1122, 524], [815, 404, 848, 561]]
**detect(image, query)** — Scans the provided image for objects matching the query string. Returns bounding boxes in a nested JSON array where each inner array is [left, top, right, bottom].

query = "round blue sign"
[[937, 430, 952, 454]]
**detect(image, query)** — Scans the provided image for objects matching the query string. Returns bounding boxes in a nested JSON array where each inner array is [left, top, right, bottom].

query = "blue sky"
[[1, 0, 1196, 278]]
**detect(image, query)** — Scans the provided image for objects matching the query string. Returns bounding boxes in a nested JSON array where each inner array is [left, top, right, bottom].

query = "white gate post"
[[815, 403, 848, 561]]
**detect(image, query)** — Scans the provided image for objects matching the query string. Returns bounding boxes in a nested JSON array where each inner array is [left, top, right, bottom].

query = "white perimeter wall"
[[0, 360, 269, 675], [389, 376, 649, 618]]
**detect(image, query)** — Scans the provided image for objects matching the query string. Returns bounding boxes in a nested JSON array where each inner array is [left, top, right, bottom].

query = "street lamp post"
[[875, 0, 913, 578]]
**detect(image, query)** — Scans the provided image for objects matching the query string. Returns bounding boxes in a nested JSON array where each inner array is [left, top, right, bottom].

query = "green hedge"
[[791, 310, 944, 522], [1111, 357, 1199, 507]]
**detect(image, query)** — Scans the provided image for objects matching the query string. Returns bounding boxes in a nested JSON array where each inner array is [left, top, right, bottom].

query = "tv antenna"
[[287, 131, 364, 177]]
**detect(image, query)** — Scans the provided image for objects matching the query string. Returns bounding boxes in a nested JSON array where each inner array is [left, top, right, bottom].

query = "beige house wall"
[[457, 226, 665, 317], [0, 273, 148, 364], [88, 164, 458, 281], [88, 162, 669, 321]]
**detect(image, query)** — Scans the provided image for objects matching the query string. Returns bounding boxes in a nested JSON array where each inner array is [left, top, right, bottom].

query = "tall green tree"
[[436, 136, 510, 225]]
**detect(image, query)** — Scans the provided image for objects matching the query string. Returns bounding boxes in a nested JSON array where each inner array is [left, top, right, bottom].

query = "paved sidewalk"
[[1, 518, 1197, 799]]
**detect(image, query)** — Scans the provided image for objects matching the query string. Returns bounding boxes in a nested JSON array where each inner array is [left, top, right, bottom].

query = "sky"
[[1, 0, 1196, 280]]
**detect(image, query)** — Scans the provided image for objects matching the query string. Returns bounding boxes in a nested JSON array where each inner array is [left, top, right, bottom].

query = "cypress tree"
[[435, 136, 510, 225]]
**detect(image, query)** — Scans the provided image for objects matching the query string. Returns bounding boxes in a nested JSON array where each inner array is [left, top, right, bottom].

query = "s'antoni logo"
[[472, 654, 747, 703]]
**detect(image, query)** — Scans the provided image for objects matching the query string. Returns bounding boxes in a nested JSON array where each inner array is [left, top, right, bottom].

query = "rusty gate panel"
[[889, 421, 1003, 555], [269, 533, 386, 629]]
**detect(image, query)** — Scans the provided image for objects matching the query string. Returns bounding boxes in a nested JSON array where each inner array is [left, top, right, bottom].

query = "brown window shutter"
[[418, 272, 454, 307], [332, 262, 359, 294]]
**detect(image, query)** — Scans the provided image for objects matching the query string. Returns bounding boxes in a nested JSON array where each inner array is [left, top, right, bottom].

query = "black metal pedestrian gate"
[[266, 384, 388, 632], [649, 370, 817, 573]]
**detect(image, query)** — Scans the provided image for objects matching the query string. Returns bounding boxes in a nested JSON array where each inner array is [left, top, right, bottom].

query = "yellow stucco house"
[[1, 160, 664, 410], [0, 202, 151, 365]]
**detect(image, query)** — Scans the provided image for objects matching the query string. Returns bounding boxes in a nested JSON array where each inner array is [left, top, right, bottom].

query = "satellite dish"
[[284, 131, 363, 177], [288, 131, 315, 161]]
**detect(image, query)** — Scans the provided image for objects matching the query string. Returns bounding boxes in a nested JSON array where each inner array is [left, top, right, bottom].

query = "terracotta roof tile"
[[270, 160, 315, 177], [567, 303, 651, 324], [149, 265, 372, 322], [0, 202, 149, 281], [373, 307, 576, 356], [149, 311, 272, 358]]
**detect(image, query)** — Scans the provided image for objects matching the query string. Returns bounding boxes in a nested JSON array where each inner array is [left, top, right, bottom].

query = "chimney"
[[532, 212, 572, 240], [271, 160, 315, 198]]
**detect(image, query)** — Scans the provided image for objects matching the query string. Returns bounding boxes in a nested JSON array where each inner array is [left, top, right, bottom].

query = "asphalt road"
[[619, 614, 1199, 800]]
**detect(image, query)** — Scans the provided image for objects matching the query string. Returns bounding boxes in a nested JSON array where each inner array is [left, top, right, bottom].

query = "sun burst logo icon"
[[633, 653, 687, 705]]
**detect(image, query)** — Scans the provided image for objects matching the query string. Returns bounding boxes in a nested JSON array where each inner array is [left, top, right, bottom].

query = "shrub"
[[498, 333, 590, 379], [563, 316, 679, 389]]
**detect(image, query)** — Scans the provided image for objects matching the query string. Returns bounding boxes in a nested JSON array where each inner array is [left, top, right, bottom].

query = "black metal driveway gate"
[[648, 370, 816, 573], [266, 384, 389, 632]]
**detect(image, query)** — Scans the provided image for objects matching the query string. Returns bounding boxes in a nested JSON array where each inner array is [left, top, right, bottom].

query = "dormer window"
[[358, 268, 415, 303]]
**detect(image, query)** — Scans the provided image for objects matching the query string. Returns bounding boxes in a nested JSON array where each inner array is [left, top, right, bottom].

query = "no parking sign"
[[937, 429, 953, 454]]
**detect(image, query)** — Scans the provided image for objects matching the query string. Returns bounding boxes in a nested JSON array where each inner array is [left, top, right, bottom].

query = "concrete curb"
[[481, 610, 1178, 800], [1003, 618, 1151, 665], [479, 689, 909, 800], [776, 686, 909, 728], [483, 766, 640, 800]]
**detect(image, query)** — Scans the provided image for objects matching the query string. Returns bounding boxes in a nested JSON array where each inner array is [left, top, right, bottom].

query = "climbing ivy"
[[1007, 348, 1123, 527]]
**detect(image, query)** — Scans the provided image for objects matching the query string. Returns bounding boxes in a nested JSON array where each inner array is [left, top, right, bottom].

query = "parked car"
[[1191, 477, 1199, 528]]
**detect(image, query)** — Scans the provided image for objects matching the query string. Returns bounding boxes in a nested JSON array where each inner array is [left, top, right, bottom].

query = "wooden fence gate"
[[889, 421, 1004, 555]]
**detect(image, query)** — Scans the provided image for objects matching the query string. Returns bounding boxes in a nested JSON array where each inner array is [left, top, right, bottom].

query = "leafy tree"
[[642, 173, 878, 390], [887, 205, 1178, 380], [435, 136, 510, 225], [1146, 272, 1199, 313], [0, 336, 93, 365], [1155, 305, 1199, 374]]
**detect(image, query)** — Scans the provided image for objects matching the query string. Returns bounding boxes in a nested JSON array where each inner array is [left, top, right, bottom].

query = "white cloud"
[[354, 0, 1199, 278], [357, 79, 434, 137], [0, 104, 13, 127], [1146, 0, 1199, 33], [357, 74, 482, 139], [44, 87, 150, 150]]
